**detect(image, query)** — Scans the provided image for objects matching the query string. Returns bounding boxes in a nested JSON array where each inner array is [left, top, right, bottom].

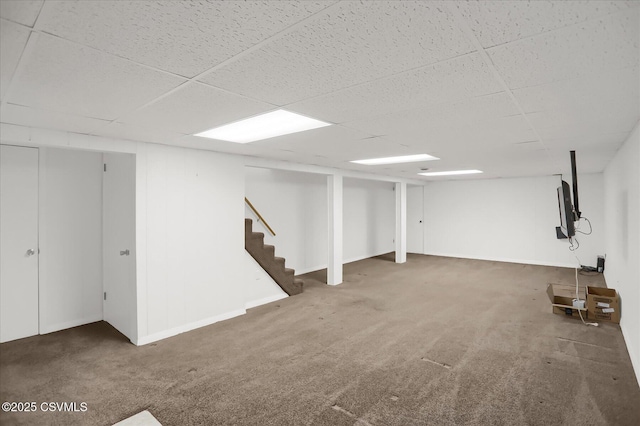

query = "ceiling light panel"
[[351, 154, 439, 165], [194, 110, 331, 143]]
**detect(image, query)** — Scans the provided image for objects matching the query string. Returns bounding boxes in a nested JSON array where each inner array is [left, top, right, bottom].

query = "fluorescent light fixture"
[[194, 109, 331, 143], [350, 154, 439, 165], [418, 169, 483, 177]]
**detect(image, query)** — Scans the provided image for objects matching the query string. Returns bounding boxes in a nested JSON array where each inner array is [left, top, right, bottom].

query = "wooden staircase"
[[245, 218, 303, 296]]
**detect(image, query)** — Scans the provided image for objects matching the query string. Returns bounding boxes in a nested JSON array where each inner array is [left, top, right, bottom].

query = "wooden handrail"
[[245, 197, 276, 236]]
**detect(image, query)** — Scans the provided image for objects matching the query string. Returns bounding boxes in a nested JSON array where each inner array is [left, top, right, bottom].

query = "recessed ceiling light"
[[350, 154, 439, 165], [194, 109, 331, 143], [418, 170, 483, 176]]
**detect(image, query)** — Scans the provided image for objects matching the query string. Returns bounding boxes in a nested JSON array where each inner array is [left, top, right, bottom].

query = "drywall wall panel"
[[604, 122, 640, 387], [343, 178, 395, 263], [142, 144, 246, 339], [244, 169, 396, 274], [39, 147, 103, 333], [422, 173, 605, 268], [245, 167, 328, 274], [244, 251, 288, 309]]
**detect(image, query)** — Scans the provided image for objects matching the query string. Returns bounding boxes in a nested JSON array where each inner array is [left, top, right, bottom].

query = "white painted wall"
[[38, 147, 103, 334], [604, 122, 640, 387], [243, 252, 287, 309], [245, 167, 328, 274], [136, 144, 246, 344], [343, 178, 395, 263], [421, 174, 605, 268], [244, 170, 396, 273]]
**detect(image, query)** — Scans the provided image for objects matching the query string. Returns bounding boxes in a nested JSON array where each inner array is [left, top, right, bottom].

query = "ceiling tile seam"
[[30, 0, 46, 28], [31, 29, 192, 81], [0, 0, 45, 28], [0, 16, 31, 29], [277, 50, 480, 110], [501, 64, 640, 93], [86, 1, 344, 136], [481, 6, 640, 51], [336, 88, 512, 131], [1, 101, 113, 123], [444, 2, 561, 173], [0, 30, 40, 109], [190, 0, 343, 83]]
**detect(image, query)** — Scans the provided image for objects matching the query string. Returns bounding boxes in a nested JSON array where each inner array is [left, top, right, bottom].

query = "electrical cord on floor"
[[575, 267, 598, 327]]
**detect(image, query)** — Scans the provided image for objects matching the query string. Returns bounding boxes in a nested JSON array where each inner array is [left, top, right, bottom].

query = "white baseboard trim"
[[40, 316, 103, 335], [135, 308, 246, 346], [294, 251, 395, 275], [620, 321, 640, 389], [295, 264, 327, 275], [245, 293, 288, 310], [422, 252, 578, 269]]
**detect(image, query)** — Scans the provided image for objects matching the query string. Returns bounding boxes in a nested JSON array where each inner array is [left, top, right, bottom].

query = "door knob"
[[120, 249, 130, 256], [26, 248, 36, 256]]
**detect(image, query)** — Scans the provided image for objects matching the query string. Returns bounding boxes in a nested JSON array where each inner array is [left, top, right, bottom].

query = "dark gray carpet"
[[1, 254, 639, 425]]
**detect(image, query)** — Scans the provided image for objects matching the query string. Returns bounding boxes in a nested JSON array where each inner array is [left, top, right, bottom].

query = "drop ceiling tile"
[[8, 34, 186, 121], [288, 53, 503, 124], [98, 122, 187, 146], [456, 0, 638, 48], [36, 1, 333, 78], [0, 19, 29, 101], [0, 103, 109, 134], [546, 146, 619, 173], [119, 82, 275, 135], [513, 66, 640, 113], [488, 9, 639, 89], [199, 1, 475, 105], [543, 132, 629, 150], [528, 96, 639, 140], [0, 0, 43, 27], [343, 92, 520, 138]]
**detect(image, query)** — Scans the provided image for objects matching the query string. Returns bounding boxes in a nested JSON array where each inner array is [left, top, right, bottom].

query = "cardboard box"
[[587, 287, 620, 323], [546, 283, 587, 320]]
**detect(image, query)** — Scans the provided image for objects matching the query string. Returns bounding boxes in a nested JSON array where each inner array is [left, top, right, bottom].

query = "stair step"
[[244, 217, 302, 296], [263, 245, 275, 257]]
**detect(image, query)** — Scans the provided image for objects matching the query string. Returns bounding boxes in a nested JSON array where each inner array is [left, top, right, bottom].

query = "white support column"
[[395, 182, 407, 264], [327, 174, 343, 285]]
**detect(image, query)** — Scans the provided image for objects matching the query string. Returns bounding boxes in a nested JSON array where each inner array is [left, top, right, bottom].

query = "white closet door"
[[407, 185, 424, 254], [103, 153, 136, 342], [0, 145, 39, 343]]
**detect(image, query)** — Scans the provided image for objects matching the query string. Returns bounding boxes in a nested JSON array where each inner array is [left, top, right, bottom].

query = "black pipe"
[[570, 150, 581, 220]]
